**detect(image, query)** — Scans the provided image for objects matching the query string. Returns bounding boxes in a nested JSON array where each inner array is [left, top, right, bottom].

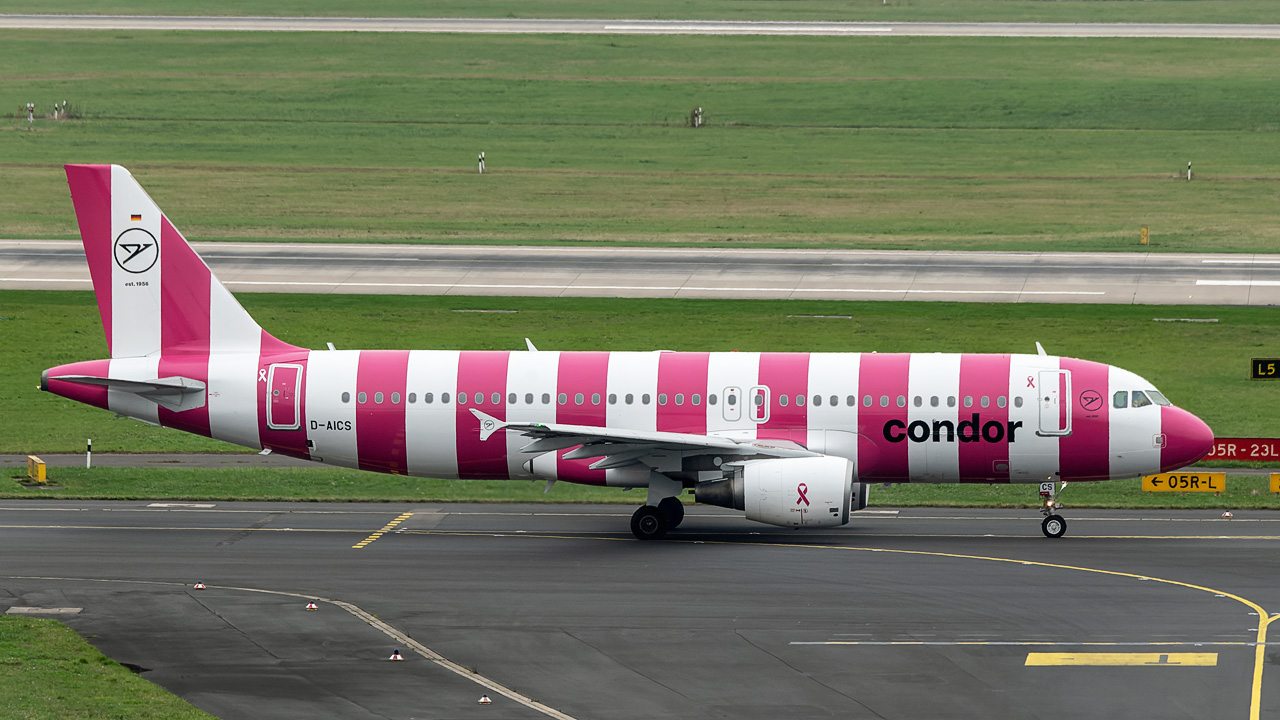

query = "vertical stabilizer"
[[65, 164, 270, 358]]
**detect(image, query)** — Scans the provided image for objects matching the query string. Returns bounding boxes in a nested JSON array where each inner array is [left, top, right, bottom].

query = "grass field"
[[5, 289, 1277, 454], [0, 615, 213, 720], [3, 31, 1279, 250], [6, 465, 1278, 509], [9, 0, 1280, 23]]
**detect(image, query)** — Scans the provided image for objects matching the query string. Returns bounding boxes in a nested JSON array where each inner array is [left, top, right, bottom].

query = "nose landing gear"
[[1039, 480, 1068, 538]]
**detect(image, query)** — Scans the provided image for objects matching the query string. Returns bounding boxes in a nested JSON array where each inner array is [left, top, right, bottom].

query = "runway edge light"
[[305, 602, 318, 611], [193, 583, 206, 590], [389, 649, 404, 661], [479, 694, 493, 705]]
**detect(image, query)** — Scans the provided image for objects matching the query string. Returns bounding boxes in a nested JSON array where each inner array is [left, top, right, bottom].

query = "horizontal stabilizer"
[[51, 375, 206, 413]]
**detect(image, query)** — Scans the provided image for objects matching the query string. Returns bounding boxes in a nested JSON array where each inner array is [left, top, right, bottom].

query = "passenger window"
[[709, 394, 717, 405], [980, 396, 990, 408], [358, 392, 367, 403], [880, 395, 889, 407], [392, 392, 401, 404], [997, 396, 1007, 409], [847, 395, 856, 407], [609, 393, 617, 405], [863, 395, 872, 407], [964, 396, 973, 408], [642, 394, 651, 405], [425, 392, 434, 404], [658, 393, 667, 406], [796, 394, 805, 407], [930, 396, 939, 408], [1113, 391, 1128, 409], [726, 394, 735, 406], [813, 395, 823, 407], [1131, 391, 1152, 408], [674, 393, 683, 406], [373, 392, 383, 404], [407, 393, 416, 404], [473, 393, 483, 406], [913, 396, 922, 408], [779, 394, 789, 407], [441, 392, 450, 404], [947, 396, 956, 408], [457, 392, 467, 404], [754, 394, 765, 407], [558, 393, 567, 405], [492, 392, 501, 405], [896, 395, 906, 408], [509, 393, 517, 405], [525, 393, 534, 404], [692, 394, 701, 406], [575, 393, 584, 405], [830, 395, 838, 407], [592, 393, 601, 405], [1013, 396, 1023, 408], [541, 393, 550, 405], [625, 393, 634, 405], [341, 392, 350, 403]]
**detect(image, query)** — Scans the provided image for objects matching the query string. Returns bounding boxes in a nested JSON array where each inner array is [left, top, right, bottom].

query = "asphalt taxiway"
[[2, 500, 1277, 719], [5, 240, 1279, 305], [2, 16, 1280, 39]]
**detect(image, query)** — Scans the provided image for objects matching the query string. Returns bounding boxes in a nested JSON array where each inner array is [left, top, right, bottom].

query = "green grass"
[[3, 31, 1280, 250], [0, 616, 214, 720], [6, 466, 1278, 510], [9, 0, 1280, 23], [4, 289, 1277, 454]]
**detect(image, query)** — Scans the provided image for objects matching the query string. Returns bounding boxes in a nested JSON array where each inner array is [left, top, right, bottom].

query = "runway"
[[4, 239, 1278, 305], [2, 500, 1277, 719], [2, 15, 1280, 39]]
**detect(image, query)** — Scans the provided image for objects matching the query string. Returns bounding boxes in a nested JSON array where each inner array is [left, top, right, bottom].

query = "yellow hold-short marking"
[[1026, 652, 1217, 666]]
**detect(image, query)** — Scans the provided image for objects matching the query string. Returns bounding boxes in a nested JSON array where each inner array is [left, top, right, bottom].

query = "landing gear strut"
[[1039, 480, 1068, 538], [630, 497, 685, 541]]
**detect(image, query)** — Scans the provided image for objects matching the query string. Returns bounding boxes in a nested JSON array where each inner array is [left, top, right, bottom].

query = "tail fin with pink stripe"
[[65, 164, 267, 358]]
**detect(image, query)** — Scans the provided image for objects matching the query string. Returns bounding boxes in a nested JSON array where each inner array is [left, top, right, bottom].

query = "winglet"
[[1035, 342, 1048, 356], [469, 408, 508, 441], [525, 338, 538, 352]]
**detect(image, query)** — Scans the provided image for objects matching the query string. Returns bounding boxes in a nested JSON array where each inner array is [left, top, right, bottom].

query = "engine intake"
[[696, 455, 861, 528]]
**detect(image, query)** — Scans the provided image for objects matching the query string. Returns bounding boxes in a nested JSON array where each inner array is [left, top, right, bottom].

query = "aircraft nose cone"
[[1160, 406, 1214, 471]]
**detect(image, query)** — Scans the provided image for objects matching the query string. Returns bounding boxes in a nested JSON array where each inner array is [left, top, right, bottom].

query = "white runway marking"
[[1196, 280, 1280, 287]]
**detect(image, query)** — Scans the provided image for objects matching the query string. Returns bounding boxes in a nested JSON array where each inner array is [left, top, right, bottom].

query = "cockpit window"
[[1131, 391, 1152, 408], [1113, 391, 1128, 409], [1147, 390, 1171, 406]]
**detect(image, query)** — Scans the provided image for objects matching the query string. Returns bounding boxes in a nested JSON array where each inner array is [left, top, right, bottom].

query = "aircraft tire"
[[658, 496, 685, 529], [631, 505, 669, 541], [1041, 514, 1067, 539]]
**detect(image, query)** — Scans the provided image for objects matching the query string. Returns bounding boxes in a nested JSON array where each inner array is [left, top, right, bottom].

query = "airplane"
[[42, 165, 1215, 540]]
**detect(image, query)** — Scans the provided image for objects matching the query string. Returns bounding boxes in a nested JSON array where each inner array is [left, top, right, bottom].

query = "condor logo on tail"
[[884, 415, 1024, 444]]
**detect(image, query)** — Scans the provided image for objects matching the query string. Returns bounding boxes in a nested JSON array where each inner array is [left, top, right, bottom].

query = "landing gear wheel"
[[630, 505, 669, 541], [657, 497, 685, 530], [1042, 514, 1067, 539]]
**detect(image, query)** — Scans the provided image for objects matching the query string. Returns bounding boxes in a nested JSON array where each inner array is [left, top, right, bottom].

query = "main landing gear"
[[630, 497, 684, 541], [1039, 480, 1068, 538]]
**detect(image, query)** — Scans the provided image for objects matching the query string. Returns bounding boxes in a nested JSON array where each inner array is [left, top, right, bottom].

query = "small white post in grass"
[[478, 151, 485, 174], [86, 438, 92, 469], [1187, 161, 1192, 181]]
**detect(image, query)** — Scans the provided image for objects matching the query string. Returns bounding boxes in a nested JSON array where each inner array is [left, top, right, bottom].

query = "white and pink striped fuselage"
[[43, 164, 1216, 539], [48, 347, 1213, 487]]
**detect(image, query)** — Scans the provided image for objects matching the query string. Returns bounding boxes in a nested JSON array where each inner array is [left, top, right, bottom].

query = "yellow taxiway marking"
[[1026, 652, 1217, 667], [352, 512, 414, 549]]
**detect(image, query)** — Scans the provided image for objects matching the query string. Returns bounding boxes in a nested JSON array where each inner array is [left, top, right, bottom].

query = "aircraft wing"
[[469, 408, 818, 470]]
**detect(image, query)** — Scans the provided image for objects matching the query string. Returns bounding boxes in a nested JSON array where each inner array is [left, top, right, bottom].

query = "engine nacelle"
[[696, 455, 856, 528]]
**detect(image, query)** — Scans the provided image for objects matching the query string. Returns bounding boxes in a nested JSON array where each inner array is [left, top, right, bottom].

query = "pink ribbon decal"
[[796, 483, 809, 506]]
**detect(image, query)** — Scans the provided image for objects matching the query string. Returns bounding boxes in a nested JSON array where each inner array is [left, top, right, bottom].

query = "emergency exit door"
[[1038, 369, 1071, 437], [267, 363, 303, 430]]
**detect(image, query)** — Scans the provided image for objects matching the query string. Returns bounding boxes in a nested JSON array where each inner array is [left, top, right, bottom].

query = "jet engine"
[[695, 455, 861, 528]]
